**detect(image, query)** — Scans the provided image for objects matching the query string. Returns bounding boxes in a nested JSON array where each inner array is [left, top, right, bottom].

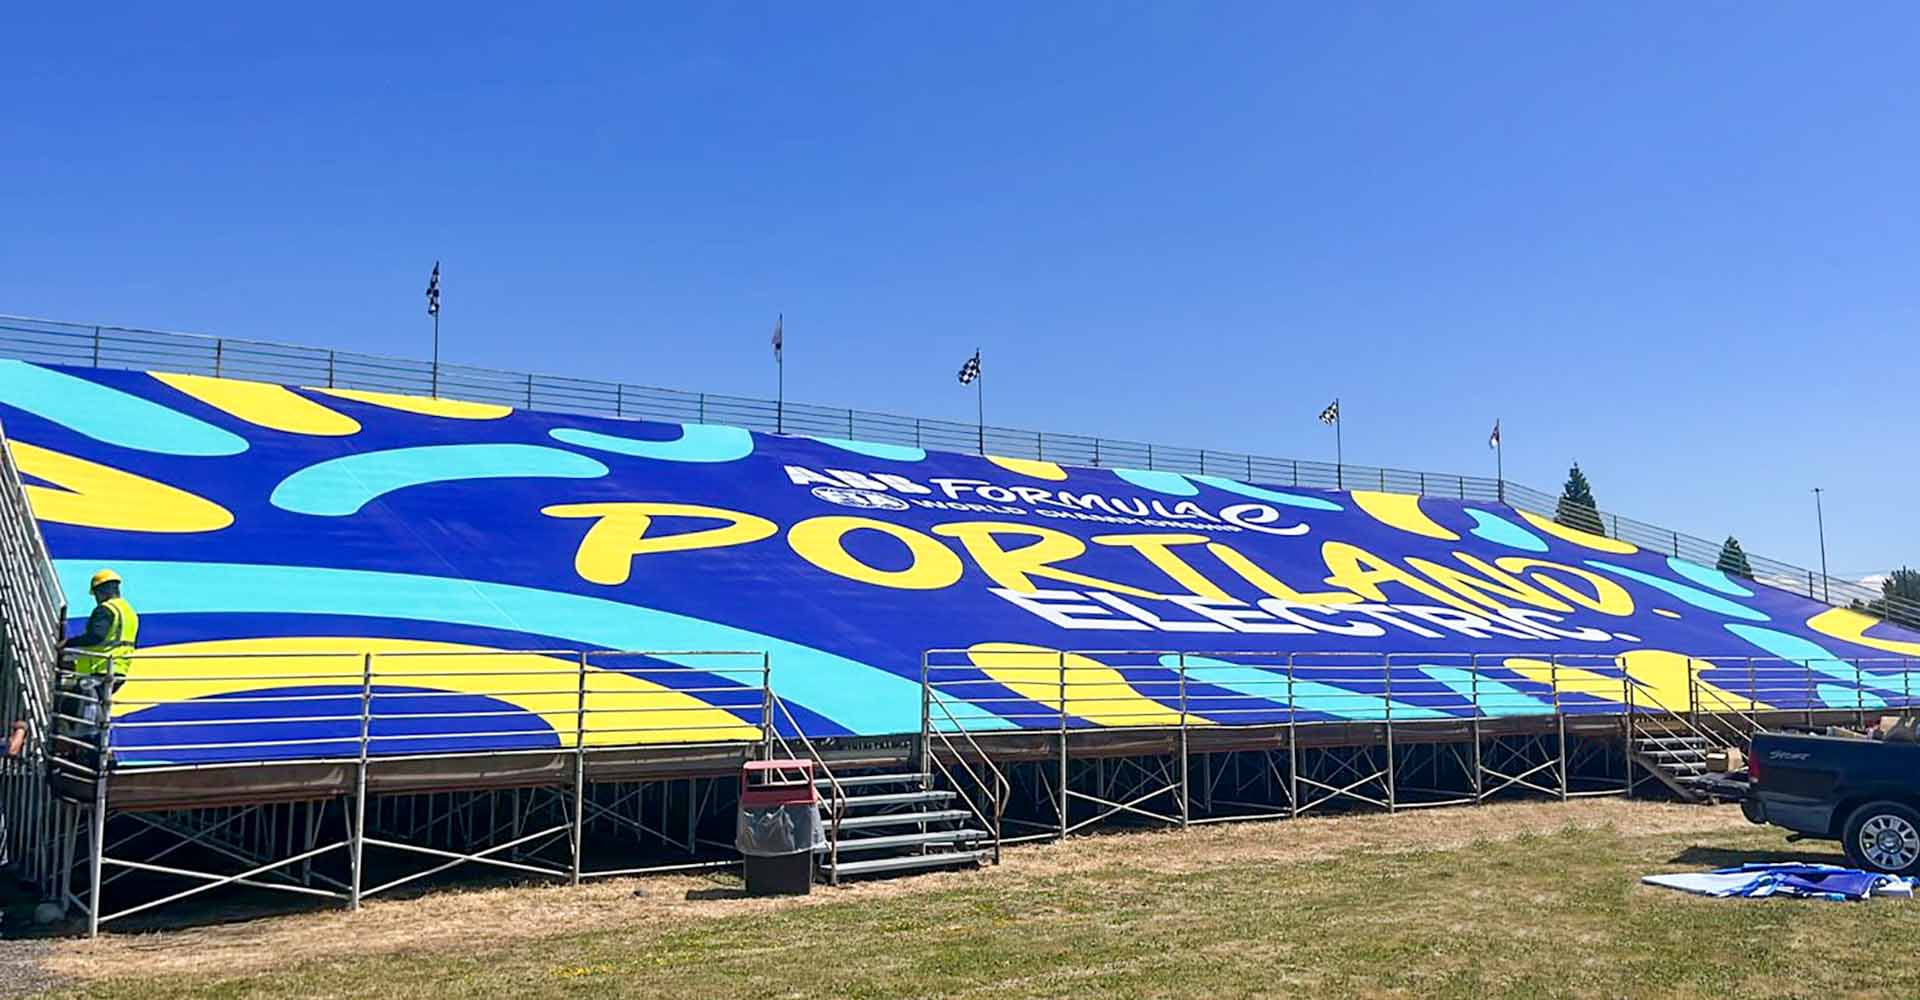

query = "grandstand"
[[1, 313, 1916, 935]]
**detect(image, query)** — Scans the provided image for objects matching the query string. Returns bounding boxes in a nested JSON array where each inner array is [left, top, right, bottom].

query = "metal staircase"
[[1629, 731, 1714, 793], [765, 696, 998, 886], [815, 767, 990, 883], [1626, 680, 1756, 804]]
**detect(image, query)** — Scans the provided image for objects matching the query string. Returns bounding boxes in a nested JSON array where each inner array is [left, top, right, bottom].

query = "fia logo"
[[810, 486, 910, 511]]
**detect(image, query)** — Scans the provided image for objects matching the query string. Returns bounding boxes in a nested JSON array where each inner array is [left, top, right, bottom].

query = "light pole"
[[1813, 487, 1831, 603]]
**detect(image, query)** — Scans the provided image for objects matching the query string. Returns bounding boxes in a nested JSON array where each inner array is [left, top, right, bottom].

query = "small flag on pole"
[[1317, 399, 1339, 425], [958, 351, 981, 385], [426, 262, 441, 317], [771, 314, 783, 359], [1489, 419, 1501, 449]]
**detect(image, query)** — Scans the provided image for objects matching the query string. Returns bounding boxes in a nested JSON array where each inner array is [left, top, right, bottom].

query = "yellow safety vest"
[[71, 597, 139, 677]]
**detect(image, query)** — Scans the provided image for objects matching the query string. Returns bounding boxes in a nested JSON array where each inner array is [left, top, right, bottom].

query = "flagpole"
[[1495, 419, 1505, 504], [427, 261, 442, 399], [1334, 397, 1343, 490], [975, 348, 984, 455], [776, 313, 784, 435]]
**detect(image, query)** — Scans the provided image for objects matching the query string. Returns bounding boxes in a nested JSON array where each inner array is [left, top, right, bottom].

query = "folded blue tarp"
[[1644, 863, 1918, 901]]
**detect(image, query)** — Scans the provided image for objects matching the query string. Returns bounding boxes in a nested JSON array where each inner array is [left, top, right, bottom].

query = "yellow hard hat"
[[90, 568, 121, 590]]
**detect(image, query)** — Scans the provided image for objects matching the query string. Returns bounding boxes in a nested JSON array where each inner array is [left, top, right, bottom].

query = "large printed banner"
[[1, 360, 1916, 763]]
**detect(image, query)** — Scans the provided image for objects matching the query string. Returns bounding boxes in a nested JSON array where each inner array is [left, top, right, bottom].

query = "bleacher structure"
[[0, 313, 1916, 935]]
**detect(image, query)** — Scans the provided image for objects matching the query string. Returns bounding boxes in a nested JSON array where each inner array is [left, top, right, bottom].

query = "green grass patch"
[[49, 822, 1920, 1000]]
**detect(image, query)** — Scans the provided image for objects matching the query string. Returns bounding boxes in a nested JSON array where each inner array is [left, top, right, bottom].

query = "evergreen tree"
[[1716, 536, 1754, 579], [1554, 463, 1605, 536], [1866, 567, 1920, 629]]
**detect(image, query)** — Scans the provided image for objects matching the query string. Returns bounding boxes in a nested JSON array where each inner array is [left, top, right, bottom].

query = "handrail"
[[0, 310, 1911, 626], [1686, 669, 1768, 744], [0, 413, 66, 742], [765, 693, 846, 883], [920, 674, 1009, 864]]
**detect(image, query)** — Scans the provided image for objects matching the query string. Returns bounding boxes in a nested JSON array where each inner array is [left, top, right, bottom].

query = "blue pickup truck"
[[1746, 729, 1920, 875]]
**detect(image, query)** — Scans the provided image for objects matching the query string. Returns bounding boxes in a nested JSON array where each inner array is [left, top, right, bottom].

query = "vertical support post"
[[1685, 659, 1698, 729], [1383, 655, 1396, 812], [1469, 654, 1483, 803], [685, 778, 696, 855], [1286, 654, 1299, 815], [1625, 674, 1637, 799], [327, 350, 337, 388], [919, 651, 931, 777], [91, 326, 102, 367], [570, 652, 588, 886], [761, 653, 775, 760], [1854, 660, 1866, 730], [615, 384, 624, 418], [85, 659, 114, 938], [213, 339, 223, 378], [1804, 662, 1815, 729], [526, 374, 535, 411], [1057, 650, 1068, 840], [351, 652, 371, 910], [1177, 654, 1190, 828], [1552, 656, 1568, 801]]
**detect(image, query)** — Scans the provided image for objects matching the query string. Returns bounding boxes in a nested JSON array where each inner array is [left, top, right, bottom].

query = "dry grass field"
[[11, 799, 1919, 999]]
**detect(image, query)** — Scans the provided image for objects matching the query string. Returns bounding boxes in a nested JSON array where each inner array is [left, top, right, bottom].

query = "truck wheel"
[[1842, 801, 1920, 875]]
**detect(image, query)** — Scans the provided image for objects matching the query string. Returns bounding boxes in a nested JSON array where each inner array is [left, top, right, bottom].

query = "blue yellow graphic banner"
[[2, 361, 1915, 764]]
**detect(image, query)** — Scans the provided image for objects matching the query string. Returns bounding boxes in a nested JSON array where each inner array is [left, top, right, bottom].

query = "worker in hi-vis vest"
[[61, 569, 139, 729]]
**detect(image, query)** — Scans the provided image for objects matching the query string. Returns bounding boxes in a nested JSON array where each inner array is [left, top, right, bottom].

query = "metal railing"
[[50, 647, 772, 781], [1, 311, 1910, 625], [923, 647, 1920, 833], [0, 411, 67, 892], [50, 647, 776, 935], [926, 649, 1920, 728]]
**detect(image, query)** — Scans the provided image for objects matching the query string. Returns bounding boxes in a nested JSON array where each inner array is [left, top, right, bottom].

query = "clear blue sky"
[[2, 4, 1913, 578]]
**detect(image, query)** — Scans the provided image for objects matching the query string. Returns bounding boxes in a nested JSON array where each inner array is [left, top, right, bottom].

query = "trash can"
[[737, 759, 822, 896]]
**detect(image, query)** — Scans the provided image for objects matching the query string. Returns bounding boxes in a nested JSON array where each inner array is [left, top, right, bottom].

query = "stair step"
[[1635, 736, 1709, 746], [816, 773, 926, 789], [823, 850, 989, 878], [1640, 749, 1708, 759], [826, 829, 990, 853], [823, 790, 956, 809], [829, 809, 972, 831]]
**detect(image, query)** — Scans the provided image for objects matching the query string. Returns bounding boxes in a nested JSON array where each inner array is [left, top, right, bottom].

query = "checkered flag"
[[957, 351, 981, 385], [1318, 399, 1339, 425], [426, 262, 441, 318]]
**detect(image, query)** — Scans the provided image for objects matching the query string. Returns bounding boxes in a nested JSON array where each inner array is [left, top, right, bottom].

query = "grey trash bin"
[[737, 760, 823, 896]]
